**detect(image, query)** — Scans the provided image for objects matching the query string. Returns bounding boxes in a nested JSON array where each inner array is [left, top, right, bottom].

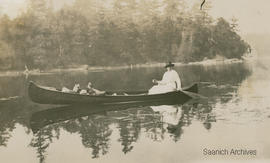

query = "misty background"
[[0, 0, 268, 70]]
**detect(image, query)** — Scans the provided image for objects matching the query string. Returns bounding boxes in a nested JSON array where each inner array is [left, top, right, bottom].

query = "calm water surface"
[[0, 61, 270, 163]]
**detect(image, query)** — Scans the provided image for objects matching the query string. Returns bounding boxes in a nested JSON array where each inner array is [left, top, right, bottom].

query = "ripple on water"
[[211, 90, 270, 124]]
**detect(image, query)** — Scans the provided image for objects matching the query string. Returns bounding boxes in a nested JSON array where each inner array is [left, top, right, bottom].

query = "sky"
[[209, 0, 270, 35], [0, 0, 270, 34]]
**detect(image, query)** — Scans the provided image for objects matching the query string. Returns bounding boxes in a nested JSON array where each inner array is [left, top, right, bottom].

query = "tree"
[[0, 0, 250, 70], [212, 18, 249, 59]]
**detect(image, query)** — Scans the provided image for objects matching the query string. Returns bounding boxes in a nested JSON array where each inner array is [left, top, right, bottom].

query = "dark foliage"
[[0, 0, 250, 70]]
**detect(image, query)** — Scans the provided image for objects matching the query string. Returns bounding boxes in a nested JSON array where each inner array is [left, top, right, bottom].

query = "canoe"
[[28, 81, 198, 105]]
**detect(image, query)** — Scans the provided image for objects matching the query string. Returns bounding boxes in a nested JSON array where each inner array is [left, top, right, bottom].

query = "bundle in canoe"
[[28, 81, 198, 105]]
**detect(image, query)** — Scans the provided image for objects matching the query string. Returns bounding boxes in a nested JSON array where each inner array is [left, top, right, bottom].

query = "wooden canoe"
[[28, 81, 198, 105]]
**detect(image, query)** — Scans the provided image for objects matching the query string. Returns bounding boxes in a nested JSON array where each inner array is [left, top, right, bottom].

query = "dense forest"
[[0, 0, 250, 70]]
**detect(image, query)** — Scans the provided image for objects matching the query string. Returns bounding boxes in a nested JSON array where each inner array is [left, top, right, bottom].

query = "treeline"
[[0, 0, 250, 70]]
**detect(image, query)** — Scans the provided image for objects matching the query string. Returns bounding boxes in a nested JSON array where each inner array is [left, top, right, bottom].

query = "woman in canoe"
[[149, 61, 182, 94], [86, 82, 106, 95], [61, 82, 105, 95]]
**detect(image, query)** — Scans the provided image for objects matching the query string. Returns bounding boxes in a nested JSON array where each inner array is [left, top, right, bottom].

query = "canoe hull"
[[28, 81, 198, 105]]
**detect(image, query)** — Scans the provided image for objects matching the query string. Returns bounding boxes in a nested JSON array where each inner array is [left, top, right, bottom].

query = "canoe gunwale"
[[28, 81, 198, 105], [37, 83, 182, 97]]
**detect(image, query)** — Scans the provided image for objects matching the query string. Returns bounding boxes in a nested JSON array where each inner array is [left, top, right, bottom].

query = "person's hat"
[[165, 61, 175, 68]]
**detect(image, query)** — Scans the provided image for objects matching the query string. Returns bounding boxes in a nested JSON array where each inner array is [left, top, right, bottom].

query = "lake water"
[[0, 61, 270, 163]]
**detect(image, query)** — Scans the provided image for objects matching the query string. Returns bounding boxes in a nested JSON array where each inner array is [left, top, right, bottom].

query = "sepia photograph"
[[0, 0, 269, 163]]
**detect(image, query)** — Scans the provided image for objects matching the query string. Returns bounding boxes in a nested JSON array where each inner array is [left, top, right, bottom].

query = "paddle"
[[182, 90, 208, 100]]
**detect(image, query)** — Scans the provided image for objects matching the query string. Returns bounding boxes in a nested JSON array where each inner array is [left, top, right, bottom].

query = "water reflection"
[[30, 127, 58, 163], [79, 117, 112, 158], [28, 99, 215, 161], [1, 62, 262, 163]]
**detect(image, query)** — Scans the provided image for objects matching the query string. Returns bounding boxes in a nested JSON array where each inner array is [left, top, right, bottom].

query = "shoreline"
[[0, 58, 248, 77]]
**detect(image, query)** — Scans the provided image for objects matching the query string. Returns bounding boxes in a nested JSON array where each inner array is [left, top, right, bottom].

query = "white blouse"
[[159, 70, 181, 90]]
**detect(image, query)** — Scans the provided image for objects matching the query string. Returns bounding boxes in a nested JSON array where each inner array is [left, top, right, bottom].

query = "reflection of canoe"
[[28, 81, 198, 105], [30, 100, 190, 133], [151, 105, 182, 126]]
